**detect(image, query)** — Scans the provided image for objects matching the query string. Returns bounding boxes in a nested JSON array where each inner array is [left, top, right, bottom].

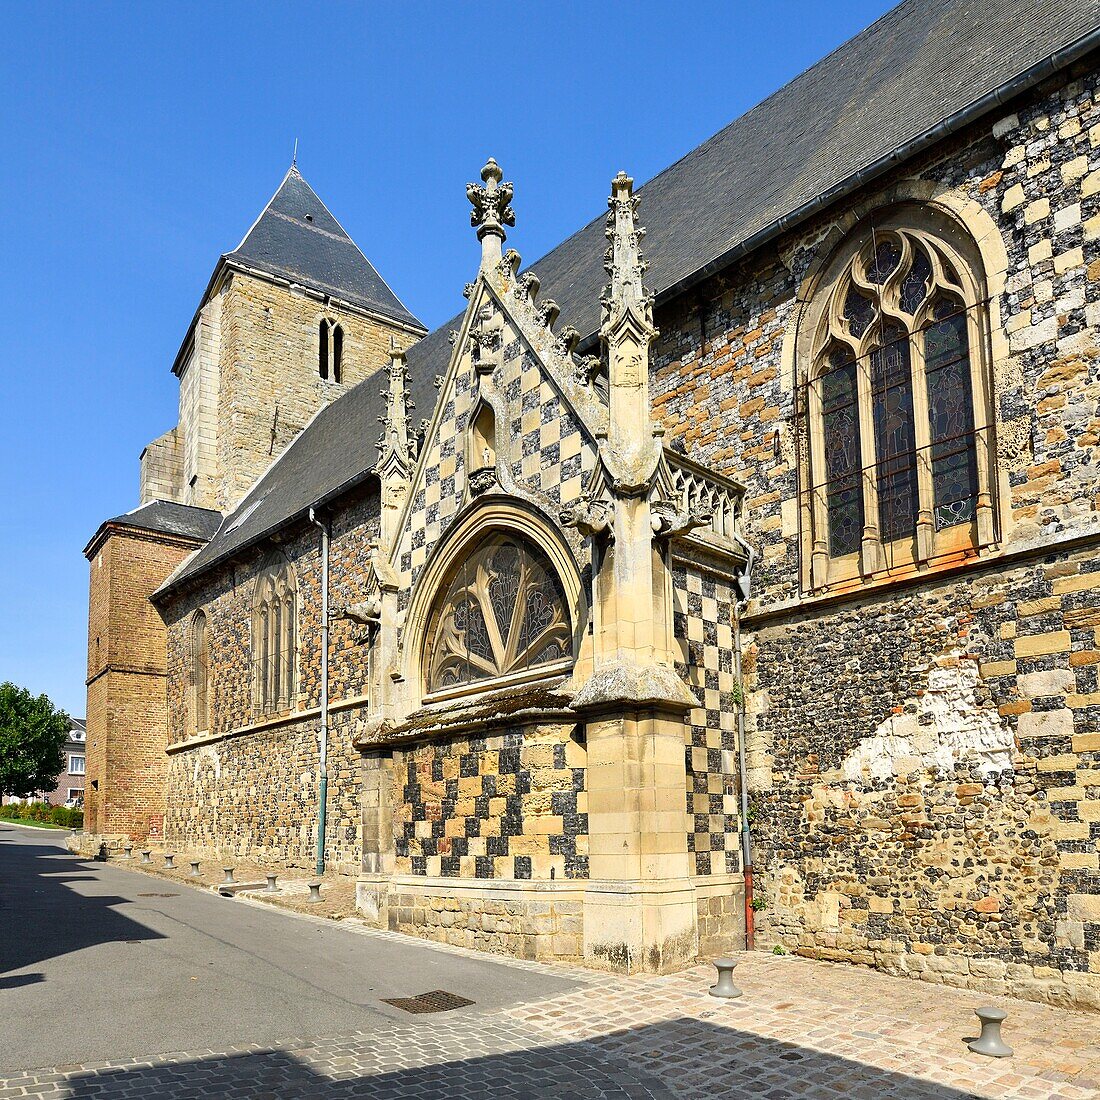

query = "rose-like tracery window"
[[426, 533, 572, 694]]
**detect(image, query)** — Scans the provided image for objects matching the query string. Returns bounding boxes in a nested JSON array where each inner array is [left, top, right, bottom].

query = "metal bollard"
[[140, 850, 152, 865], [307, 881, 322, 903], [223, 867, 236, 885], [709, 957, 743, 999], [265, 873, 279, 894], [189, 861, 201, 878], [123, 844, 133, 860], [164, 853, 175, 869], [968, 1006, 1012, 1058]]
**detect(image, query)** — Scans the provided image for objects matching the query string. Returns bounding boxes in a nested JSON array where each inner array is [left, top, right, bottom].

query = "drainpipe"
[[309, 506, 330, 877], [732, 533, 756, 951]]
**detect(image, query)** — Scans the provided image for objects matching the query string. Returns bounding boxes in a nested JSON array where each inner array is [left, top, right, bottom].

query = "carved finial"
[[601, 171, 655, 341], [377, 336, 415, 474], [467, 157, 515, 270]]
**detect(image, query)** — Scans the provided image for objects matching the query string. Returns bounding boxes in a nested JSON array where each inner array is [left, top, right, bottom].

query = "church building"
[[82, 0, 1100, 1006]]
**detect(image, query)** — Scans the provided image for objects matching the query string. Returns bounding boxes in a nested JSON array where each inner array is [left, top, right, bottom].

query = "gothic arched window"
[[424, 533, 572, 696], [192, 611, 209, 733], [319, 317, 344, 383], [803, 217, 994, 587], [254, 557, 298, 715]]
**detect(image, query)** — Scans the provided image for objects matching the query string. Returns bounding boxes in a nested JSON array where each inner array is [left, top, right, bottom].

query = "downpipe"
[[309, 506, 330, 877], [732, 533, 756, 951]]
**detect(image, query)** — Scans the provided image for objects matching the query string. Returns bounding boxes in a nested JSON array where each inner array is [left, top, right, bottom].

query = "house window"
[[192, 611, 210, 732], [803, 218, 994, 586], [69, 754, 85, 776], [254, 556, 298, 715], [319, 318, 344, 383], [424, 533, 572, 696]]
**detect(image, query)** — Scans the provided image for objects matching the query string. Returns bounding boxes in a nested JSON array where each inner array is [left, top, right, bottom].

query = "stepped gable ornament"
[[467, 157, 515, 268]]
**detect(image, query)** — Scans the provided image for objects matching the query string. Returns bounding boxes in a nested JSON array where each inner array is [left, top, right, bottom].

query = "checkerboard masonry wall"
[[81, 40, 1100, 1005]]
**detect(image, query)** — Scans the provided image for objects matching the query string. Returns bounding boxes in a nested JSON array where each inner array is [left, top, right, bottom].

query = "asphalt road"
[[0, 824, 580, 1072]]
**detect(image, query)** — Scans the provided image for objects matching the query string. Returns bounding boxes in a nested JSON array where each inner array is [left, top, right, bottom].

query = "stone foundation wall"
[[696, 877, 748, 959], [365, 878, 585, 962]]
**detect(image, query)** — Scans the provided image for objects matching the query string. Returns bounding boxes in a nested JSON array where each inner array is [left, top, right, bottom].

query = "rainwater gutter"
[[731, 532, 757, 951], [309, 506, 330, 877]]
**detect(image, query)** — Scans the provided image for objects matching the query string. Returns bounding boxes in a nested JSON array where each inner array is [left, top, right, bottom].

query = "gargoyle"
[[560, 498, 614, 542], [334, 596, 382, 645], [650, 500, 712, 541]]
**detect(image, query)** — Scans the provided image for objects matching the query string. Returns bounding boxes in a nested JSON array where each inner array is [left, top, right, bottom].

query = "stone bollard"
[[223, 867, 236, 885], [123, 844, 133, 860], [140, 850, 152, 865], [189, 861, 201, 878], [265, 873, 279, 894], [307, 881, 322, 903], [968, 1006, 1013, 1058], [164, 853, 175, 870], [709, 957, 743, 999]]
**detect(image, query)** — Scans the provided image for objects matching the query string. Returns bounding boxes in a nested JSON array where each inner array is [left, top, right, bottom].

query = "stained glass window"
[[192, 612, 209, 733], [254, 559, 298, 716], [871, 324, 918, 542], [427, 534, 571, 693], [813, 225, 984, 572], [924, 298, 977, 529], [821, 347, 863, 556]]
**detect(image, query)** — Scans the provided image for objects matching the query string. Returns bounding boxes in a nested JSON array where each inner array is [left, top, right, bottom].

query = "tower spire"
[[466, 157, 515, 271]]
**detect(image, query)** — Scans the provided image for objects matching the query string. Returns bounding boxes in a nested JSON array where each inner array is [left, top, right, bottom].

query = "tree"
[[0, 683, 70, 799]]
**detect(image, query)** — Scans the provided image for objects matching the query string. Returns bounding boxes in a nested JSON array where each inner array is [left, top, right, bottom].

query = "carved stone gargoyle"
[[334, 595, 382, 645], [560, 498, 614, 542], [650, 500, 712, 541]]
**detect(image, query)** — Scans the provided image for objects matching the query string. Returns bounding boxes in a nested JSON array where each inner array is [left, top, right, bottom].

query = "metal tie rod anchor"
[[189, 861, 201, 878], [164, 853, 175, 869], [140, 850, 152, 865], [265, 873, 279, 894], [968, 1006, 1013, 1058], [307, 881, 323, 903], [222, 867, 236, 885], [709, 957, 743, 998]]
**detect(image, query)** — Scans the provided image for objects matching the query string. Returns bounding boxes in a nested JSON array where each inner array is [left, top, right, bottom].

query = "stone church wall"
[[161, 489, 381, 872], [651, 64, 1100, 1002]]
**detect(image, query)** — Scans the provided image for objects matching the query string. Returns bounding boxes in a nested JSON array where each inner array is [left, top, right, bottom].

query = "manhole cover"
[[381, 990, 475, 1014], [137, 892, 178, 898]]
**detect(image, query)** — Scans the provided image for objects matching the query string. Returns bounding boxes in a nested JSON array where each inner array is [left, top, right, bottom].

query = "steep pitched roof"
[[157, 0, 1100, 596], [225, 166, 423, 329]]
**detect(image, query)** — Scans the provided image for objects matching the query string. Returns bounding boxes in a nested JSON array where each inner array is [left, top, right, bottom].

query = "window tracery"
[[425, 533, 571, 695], [254, 558, 298, 715], [319, 317, 344, 382], [804, 218, 994, 585]]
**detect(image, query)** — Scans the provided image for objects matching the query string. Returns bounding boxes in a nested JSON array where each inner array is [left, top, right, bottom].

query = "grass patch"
[[2, 818, 70, 830]]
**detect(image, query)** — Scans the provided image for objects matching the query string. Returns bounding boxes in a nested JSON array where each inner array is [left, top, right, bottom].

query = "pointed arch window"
[[254, 557, 298, 715], [319, 317, 344, 383], [803, 219, 994, 587], [192, 611, 210, 733], [424, 533, 572, 696]]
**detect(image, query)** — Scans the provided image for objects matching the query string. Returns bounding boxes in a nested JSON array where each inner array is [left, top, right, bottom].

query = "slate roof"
[[224, 166, 423, 329], [157, 0, 1100, 597], [88, 500, 223, 556]]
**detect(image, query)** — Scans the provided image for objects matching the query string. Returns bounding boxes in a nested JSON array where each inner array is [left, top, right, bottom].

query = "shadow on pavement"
[[0, 829, 164, 977], [52, 1018, 988, 1099]]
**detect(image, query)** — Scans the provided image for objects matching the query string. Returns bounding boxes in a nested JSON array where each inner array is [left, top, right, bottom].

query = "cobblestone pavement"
[[3, 929, 1098, 1099]]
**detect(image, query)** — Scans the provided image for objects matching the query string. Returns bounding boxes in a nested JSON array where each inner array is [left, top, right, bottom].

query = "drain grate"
[[381, 990, 475, 1014], [137, 892, 179, 898]]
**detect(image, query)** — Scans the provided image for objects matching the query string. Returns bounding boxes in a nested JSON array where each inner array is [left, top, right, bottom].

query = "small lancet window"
[[192, 611, 210, 733], [319, 318, 344, 382]]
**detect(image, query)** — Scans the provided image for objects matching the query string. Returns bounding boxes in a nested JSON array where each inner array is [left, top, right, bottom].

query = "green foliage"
[[750, 893, 768, 912], [771, 945, 787, 955], [0, 682, 70, 799], [0, 800, 83, 828]]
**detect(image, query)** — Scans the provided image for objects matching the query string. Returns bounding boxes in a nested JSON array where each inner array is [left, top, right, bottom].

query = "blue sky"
[[0, 0, 893, 715]]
